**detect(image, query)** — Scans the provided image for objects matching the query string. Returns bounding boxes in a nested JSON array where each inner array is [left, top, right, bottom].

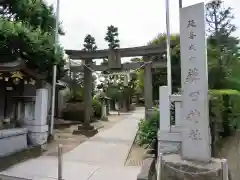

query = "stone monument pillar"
[[180, 2, 211, 162], [159, 3, 226, 180]]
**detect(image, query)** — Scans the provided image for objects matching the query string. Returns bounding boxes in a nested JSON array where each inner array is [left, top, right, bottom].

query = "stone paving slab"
[[88, 166, 140, 180], [63, 108, 144, 165], [1, 158, 140, 180], [1, 107, 144, 180], [1, 157, 99, 180]]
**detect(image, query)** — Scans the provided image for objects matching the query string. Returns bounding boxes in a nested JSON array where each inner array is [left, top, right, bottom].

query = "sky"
[[45, 0, 240, 51]]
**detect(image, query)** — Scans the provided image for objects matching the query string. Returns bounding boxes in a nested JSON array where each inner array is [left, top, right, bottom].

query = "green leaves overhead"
[[0, 18, 50, 61], [0, 0, 64, 34], [206, 0, 240, 89], [0, 0, 66, 81]]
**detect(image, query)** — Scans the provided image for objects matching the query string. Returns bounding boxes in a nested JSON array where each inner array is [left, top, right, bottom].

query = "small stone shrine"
[[0, 60, 49, 157]]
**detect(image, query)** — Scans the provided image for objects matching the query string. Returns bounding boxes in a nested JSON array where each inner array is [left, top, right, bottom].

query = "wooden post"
[[58, 144, 63, 180]]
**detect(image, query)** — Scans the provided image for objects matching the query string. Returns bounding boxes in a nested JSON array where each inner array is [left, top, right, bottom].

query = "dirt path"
[[43, 112, 132, 156]]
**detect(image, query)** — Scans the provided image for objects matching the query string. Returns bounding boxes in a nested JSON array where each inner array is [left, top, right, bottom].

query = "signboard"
[[180, 2, 211, 162]]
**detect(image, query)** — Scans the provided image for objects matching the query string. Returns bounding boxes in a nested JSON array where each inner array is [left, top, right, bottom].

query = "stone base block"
[[28, 131, 48, 146], [26, 125, 48, 146], [78, 125, 95, 130], [159, 141, 181, 154], [160, 154, 223, 180], [73, 125, 98, 137], [0, 128, 28, 157], [47, 134, 55, 143], [158, 131, 181, 154], [101, 116, 108, 121]]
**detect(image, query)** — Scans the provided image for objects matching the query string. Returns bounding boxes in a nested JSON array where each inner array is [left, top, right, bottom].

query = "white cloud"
[[46, 0, 240, 50]]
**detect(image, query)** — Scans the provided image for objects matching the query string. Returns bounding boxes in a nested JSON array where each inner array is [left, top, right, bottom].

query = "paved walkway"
[[0, 107, 144, 180]]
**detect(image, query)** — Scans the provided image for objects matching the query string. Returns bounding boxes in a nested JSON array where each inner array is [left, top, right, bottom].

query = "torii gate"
[[65, 43, 172, 126]]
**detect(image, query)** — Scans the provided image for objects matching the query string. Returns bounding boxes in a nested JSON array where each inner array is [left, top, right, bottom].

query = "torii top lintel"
[[65, 43, 167, 60]]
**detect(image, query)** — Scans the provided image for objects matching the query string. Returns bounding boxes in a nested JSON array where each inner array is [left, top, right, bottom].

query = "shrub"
[[136, 111, 159, 147], [209, 89, 240, 155], [62, 102, 89, 122], [92, 98, 102, 118], [62, 97, 103, 121], [67, 88, 84, 102], [209, 89, 240, 137]]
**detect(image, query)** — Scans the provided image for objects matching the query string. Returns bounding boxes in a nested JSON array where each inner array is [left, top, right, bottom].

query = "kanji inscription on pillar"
[[180, 3, 211, 162]]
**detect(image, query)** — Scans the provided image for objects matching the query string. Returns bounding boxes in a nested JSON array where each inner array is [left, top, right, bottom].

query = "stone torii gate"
[[65, 43, 168, 125]]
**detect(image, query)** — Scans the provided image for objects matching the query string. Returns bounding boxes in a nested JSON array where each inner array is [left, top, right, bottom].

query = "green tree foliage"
[[68, 34, 98, 100], [0, 0, 66, 81], [133, 34, 181, 100], [83, 34, 98, 94], [97, 72, 134, 111], [0, 0, 64, 34], [148, 34, 181, 95], [206, 1, 240, 142], [129, 58, 144, 95], [106, 84, 122, 101], [206, 0, 236, 40], [101, 25, 120, 69], [206, 0, 240, 89], [134, 1, 240, 99], [104, 25, 120, 49], [83, 34, 97, 51]]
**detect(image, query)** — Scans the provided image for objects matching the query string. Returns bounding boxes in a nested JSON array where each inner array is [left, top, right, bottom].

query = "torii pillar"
[[83, 60, 93, 127], [144, 61, 153, 119], [74, 60, 98, 136]]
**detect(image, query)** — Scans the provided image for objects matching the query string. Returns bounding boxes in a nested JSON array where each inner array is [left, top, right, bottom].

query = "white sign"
[[180, 3, 211, 162]]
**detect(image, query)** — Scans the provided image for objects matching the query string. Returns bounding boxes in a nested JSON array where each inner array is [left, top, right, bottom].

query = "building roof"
[[0, 60, 45, 80]]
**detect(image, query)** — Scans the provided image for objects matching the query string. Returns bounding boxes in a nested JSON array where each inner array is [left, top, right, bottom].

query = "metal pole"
[[221, 159, 229, 180], [58, 144, 63, 180], [179, 0, 182, 91], [165, 0, 172, 95], [157, 153, 163, 180], [179, 0, 182, 8], [50, 0, 60, 136]]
